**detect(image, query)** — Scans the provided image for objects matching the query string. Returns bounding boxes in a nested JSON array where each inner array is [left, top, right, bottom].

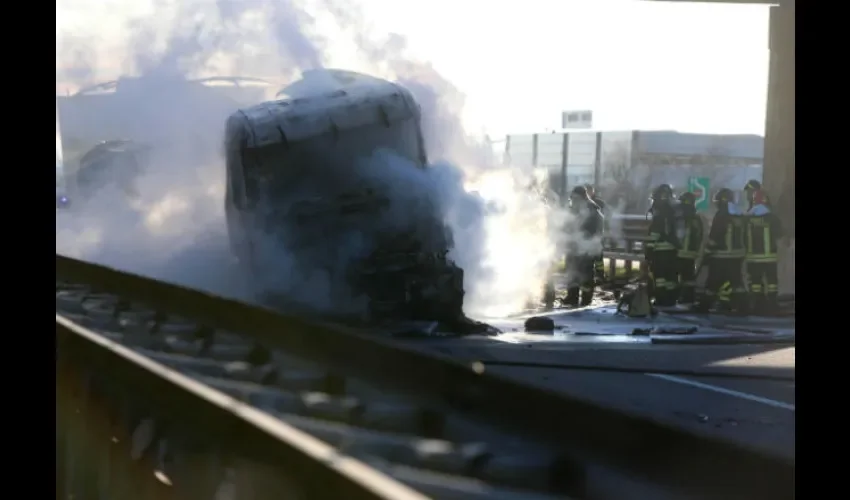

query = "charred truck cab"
[[224, 72, 468, 325]]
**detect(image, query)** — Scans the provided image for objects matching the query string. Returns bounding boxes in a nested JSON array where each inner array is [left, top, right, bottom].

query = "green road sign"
[[688, 177, 711, 212]]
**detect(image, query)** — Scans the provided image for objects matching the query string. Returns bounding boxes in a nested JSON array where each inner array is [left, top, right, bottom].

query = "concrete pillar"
[[762, 1, 795, 295]]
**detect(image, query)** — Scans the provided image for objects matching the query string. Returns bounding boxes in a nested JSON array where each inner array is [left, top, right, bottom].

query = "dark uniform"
[[592, 197, 606, 211], [743, 179, 762, 207], [645, 184, 679, 307], [675, 192, 705, 304], [743, 186, 783, 314], [696, 188, 747, 313], [565, 186, 604, 307], [584, 185, 607, 280]]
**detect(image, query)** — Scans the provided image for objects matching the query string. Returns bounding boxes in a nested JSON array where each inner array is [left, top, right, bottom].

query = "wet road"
[[398, 307, 795, 461], [487, 357, 794, 459]]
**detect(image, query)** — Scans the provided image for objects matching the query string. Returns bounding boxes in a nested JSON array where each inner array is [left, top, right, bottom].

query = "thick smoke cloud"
[[56, 0, 574, 318]]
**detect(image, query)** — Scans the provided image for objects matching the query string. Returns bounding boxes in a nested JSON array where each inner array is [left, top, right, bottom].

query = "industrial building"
[[504, 129, 764, 211]]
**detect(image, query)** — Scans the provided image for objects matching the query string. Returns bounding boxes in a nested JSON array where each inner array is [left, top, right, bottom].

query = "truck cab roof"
[[227, 75, 420, 150]]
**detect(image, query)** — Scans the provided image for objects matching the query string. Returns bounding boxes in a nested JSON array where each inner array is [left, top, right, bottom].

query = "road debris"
[[632, 326, 699, 336], [524, 316, 556, 332]]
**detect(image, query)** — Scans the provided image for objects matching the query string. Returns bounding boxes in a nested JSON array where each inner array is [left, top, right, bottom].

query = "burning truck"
[[223, 70, 477, 328]]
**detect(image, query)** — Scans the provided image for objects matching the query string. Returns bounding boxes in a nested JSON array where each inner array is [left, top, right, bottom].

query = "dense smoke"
[[55, 0, 569, 318]]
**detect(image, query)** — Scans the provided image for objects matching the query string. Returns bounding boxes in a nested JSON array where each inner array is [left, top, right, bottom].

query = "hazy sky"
[[358, 0, 771, 136], [57, 0, 771, 137]]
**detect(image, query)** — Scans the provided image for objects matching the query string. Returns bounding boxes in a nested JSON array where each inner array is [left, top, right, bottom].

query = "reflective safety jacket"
[[745, 204, 784, 263], [677, 215, 705, 259], [646, 206, 679, 255], [706, 203, 746, 259]]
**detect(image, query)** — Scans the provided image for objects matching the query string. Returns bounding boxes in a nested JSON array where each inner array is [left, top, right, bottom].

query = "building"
[[504, 129, 764, 210], [561, 110, 593, 129]]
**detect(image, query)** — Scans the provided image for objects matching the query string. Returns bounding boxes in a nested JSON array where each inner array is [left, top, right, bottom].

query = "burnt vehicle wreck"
[[224, 71, 484, 331]]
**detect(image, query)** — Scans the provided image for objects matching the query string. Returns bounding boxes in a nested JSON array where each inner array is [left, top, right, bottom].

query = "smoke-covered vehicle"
[[224, 71, 470, 325], [57, 76, 274, 148], [74, 139, 152, 201]]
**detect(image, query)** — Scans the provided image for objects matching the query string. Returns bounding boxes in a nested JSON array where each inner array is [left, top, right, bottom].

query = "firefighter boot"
[[680, 285, 696, 305], [732, 288, 750, 315], [543, 281, 556, 310], [750, 293, 766, 316], [652, 289, 664, 307], [579, 285, 594, 307], [715, 282, 734, 313], [765, 292, 780, 315], [655, 288, 676, 308], [692, 299, 711, 314], [564, 287, 580, 307]]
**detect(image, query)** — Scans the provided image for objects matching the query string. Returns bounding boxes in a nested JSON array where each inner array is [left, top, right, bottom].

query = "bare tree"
[[592, 137, 762, 216], [598, 143, 655, 213]]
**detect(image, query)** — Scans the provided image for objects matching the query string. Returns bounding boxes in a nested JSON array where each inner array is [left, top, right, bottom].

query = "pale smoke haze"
[[55, 0, 574, 318]]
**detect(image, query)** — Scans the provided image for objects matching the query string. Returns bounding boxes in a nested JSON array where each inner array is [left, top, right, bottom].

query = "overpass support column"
[[762, 1, 795, 295]]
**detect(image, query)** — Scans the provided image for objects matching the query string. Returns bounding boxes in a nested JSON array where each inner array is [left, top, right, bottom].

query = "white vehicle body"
[[224, 73, 429, 264], [56, 76, 274, 153], [223, 71, 464, 322]]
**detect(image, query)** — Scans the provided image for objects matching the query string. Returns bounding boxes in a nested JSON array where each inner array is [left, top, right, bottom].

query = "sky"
[[56, 0, 771, 137], [356, 0, 771, 136]]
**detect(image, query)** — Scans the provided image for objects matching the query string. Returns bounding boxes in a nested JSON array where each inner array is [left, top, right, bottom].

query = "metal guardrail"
[[57, 316, 419, 500], [602, 215, 649, 281], [56, 253, 794, 499]]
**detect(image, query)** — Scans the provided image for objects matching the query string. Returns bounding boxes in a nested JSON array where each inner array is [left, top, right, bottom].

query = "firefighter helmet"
[[651, 183, 674, 201], [679, 192, 696, 205], [714, 188, 735, 205], [569, 185, 588, 209]]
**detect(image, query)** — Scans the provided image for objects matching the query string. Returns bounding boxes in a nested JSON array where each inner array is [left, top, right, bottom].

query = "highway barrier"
[[56, 253, 794, 499], [603, 214, 649, 282]]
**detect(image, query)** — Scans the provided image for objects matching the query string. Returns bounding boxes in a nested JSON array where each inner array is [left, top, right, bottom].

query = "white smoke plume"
[[55, 0, 569, 318]]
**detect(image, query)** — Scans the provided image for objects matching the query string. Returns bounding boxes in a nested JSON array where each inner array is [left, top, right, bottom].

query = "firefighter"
[[584, 184, 607, 281], [743, 179, 762, 211], [695, 188, 747, 313], [584, 184, 606, 212], [675, 192, 705, 304], [564, 185, 604, 307], [744, 188, 783, 314], [645, 184, 679, 307]]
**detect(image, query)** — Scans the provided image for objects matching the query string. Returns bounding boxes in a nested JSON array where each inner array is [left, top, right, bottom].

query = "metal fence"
[[602, 214, 650, 282]]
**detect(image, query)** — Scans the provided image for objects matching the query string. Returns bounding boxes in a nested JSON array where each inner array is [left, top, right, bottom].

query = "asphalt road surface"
[[408, 337, 795, 461]]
